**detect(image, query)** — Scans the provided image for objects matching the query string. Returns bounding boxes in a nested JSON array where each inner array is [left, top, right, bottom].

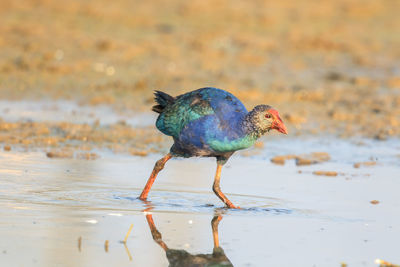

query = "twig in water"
[[124, 243, 133, 261], [104, 240, 109, 252], [124, 224, 133, 244]]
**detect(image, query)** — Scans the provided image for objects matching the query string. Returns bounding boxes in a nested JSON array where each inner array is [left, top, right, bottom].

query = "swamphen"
[[139, 87, 287, 208]]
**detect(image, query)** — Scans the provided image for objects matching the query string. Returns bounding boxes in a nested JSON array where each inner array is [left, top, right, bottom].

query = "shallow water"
[[0, 138, 399, 266]]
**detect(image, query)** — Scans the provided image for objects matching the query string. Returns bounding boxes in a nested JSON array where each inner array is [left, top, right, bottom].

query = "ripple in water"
[[114, 190, 293, 216]]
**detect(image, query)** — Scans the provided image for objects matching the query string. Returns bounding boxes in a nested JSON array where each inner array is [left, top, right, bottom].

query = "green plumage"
[[156, 90, 215, 138], [207, 134, 256, 152]]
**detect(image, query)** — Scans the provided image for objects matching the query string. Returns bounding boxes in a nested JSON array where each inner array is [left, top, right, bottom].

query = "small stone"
[[46, 151, 73, 158], [312, 171, 338, 177], [270, 156, 286, 165], [325, 71, 344, 81], [77, 152, 99, 160], [296, 157, 317, 166], [130, 149, 148, 157], [354, 161, 376, 168]]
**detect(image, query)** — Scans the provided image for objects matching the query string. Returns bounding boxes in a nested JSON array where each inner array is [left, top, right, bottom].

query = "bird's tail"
[[152, 91, 175, 113]]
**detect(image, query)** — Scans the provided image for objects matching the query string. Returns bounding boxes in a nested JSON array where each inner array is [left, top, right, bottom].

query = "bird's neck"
[[240, 111, 266, 141], [206, 111, 263, 153]]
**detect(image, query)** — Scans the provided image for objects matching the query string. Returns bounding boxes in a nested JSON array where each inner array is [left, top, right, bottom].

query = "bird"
[[139, 87, 287, 208]]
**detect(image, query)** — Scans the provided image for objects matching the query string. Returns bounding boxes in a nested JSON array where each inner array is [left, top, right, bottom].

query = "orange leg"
[[211, 215, 223, 248], [145, 214, 169, 251], [212, 164, 240, 209], [139, 153, 172, 200]]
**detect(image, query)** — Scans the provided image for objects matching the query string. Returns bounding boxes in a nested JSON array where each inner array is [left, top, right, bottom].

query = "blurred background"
[[0, 0, 399, 148], [1, 2, 400, 266]]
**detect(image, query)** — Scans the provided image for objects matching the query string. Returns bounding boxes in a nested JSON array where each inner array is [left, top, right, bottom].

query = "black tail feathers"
[[152, 90, 175, 113]]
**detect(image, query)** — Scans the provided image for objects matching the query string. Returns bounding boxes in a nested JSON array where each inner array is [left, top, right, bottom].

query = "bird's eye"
[[265, 114, 271, 119]]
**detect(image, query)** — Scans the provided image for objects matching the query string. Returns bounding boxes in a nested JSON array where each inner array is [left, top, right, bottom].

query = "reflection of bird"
[[139, 87, 287, 208], [146, 213, 233, 267]]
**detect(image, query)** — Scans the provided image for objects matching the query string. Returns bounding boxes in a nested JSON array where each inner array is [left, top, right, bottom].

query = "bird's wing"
[[155, 87, 248, 139], [155, 91, 214, 137]]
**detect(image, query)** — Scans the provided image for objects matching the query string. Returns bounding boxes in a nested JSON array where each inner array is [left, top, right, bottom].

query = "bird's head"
[[246, 105, 288, 136]]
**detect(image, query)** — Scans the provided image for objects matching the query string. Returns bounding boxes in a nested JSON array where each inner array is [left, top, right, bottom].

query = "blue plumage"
[[154, 87, 255, 160]]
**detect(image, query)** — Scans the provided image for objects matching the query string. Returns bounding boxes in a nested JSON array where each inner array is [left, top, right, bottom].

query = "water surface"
[[0, 140, 399, 266]]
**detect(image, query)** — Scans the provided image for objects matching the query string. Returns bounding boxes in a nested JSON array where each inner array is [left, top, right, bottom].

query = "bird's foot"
[[225, 203, 241, 209]]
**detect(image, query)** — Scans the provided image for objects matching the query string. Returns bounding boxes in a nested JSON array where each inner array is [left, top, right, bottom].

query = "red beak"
[[272, 120, 288, 134], [268, 108, 288, 135]]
